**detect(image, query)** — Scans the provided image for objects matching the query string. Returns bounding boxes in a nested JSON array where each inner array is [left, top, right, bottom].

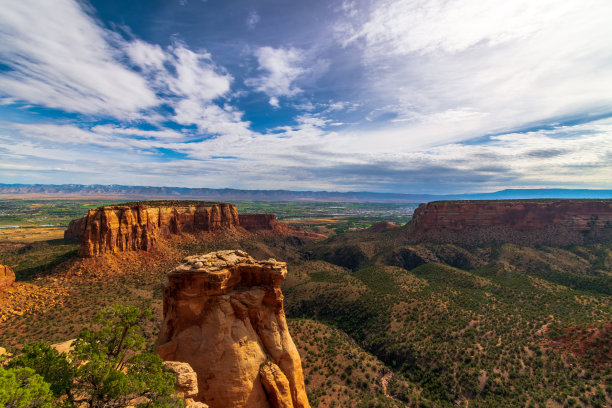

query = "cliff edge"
[[156, 250, 310, 408], [68, 202, 324, 257], [75, 201, 240, 257], [405, 199, 612, 246]]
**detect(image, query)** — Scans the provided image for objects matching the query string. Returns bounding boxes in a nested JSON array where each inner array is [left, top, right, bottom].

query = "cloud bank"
[[0, 0, 611, 193]]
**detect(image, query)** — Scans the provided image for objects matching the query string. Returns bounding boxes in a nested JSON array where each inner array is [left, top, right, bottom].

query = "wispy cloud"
[[0, 0, 157, 118], [0, 0, 610, 193], [334, 0, 612, 147], [3, 114, 610, 192], [245, 47, 308, 107], [0, 0, 250, 139], [246, 11, 260, 30]]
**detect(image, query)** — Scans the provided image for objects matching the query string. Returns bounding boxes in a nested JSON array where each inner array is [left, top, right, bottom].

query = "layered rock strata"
[[406, 200, 612, 246], [156, 250, 310, 408], [76, 202, 239, 257], [0, 265, 15, 291]]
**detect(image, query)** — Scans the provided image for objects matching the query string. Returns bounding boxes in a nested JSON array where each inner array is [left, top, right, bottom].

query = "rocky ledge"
[[405, 200, 612, 246], [156, 250, 310, 408]]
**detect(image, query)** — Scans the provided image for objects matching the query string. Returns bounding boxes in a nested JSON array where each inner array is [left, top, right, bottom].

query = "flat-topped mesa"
[[77, 202, 239, 257], [406, 200, 612, 246], [0, 265, 16, 291], [157, 250, 310, 408]]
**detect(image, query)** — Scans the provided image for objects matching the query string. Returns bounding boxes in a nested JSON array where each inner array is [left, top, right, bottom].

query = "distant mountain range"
[[0, 183, 611, 203]]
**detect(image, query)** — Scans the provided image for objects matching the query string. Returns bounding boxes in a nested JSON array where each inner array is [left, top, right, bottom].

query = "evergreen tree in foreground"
[[4, 304, 182, 408]]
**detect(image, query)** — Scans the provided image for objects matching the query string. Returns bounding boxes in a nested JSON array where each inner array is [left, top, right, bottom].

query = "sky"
[[0, 0, 611, 194]]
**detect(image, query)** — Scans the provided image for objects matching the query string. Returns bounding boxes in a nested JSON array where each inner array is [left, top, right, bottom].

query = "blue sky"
[[0, 0, 611, 194]]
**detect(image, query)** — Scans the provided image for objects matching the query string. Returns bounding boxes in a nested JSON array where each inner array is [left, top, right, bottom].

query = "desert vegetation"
[[0, 199, 610, 407]]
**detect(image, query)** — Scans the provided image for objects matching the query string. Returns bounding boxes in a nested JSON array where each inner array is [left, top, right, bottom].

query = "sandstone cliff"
[[64, 217, 84, 239], [69, 203, 324, 257], [0, 265, 15, 291], [156, 250, 310, 408], [405, 200, 612, 246], [77, 202, 240, 257]]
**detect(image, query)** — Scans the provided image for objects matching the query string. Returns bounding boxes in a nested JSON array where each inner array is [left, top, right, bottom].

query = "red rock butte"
[[66, 202, 323, 257], [0, 265, 16, 291], [405, 199, 612, 246], [156, 250, 310, 408]]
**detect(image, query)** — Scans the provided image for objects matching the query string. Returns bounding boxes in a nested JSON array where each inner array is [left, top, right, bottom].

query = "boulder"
[[162, 361, 199, 400]]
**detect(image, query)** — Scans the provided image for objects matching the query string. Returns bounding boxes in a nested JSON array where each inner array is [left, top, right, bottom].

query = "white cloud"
[[340, 0, 571, 55], [172, 101, 252, 137], [246, 11, 260, 29], [168, 45, 231, 103], [91, 125, 185, 140], [334, 0, 612, 148], [0, 0, 248, 138], [124, 40, 243, 136], [2, 118, 611, 192], [269, 97, 280, 108], [246, 46, 307, 106], [0, 0, 158, 117], [125, 40, 167, 70]]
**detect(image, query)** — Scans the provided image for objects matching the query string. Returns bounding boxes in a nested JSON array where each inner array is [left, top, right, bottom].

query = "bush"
[[0, 366, 54, 408]]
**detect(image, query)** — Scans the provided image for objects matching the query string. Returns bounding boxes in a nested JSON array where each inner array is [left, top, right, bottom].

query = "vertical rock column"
[[156, 250, 310, 408]]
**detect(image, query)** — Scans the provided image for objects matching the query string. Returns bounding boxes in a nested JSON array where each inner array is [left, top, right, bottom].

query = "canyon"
[[405, 200, 612, 246], [156, 250, 310, 408]]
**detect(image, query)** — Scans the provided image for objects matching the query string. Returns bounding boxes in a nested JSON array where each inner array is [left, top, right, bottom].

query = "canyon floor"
[[0, 199, 611, 408]]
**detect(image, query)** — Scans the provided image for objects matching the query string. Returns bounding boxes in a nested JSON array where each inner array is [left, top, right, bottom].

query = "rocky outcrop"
[[162, 361, 208, 407], [77, 202, 240, 257], [156, 250, 310, 408], [0, 265, 15, 291], [239, 214, 325, 239], [68, 203, 323, 257], [405, 200, 612, 246], [64, 218, 84, 239]]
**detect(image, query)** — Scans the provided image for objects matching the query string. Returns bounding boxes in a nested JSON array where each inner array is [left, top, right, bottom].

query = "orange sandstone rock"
[[405, 200, 612, 246], [77, 202, 240, 257], [259, 362, 294, 408], [0, 265, 15, 291], [156, 250, 310, 408], [64, 217, 84, 239]]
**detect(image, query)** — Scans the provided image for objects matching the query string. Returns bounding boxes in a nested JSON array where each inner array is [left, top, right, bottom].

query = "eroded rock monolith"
[[156, 250, 310, 408]]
